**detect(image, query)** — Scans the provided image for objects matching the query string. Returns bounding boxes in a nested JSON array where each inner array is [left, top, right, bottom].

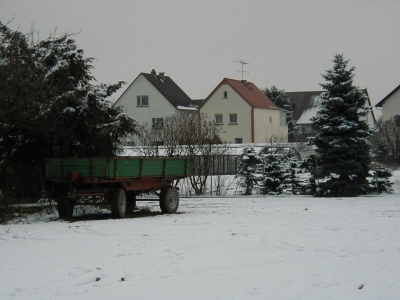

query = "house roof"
[[287, 89, 376, 124], [141, 70, 192, 108], [286, 91, 324, 124], [200, 78, 279, 110], [114, 70, 192, 108], [375, 84, 400, 107]]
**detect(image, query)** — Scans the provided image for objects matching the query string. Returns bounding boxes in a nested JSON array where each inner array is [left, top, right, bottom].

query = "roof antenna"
[[233, 60, 249, 80]]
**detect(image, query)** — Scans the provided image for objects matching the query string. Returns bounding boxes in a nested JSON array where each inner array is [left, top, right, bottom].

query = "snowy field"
[[1, 174, 400, 299]]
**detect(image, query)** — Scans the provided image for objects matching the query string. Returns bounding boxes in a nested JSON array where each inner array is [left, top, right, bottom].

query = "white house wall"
[[201, 84, 252, 143], [114, 74, 177, 126], [360, 109, 376, 129], [381, 88, 400, 122], [200, 83, 288, 143], [254, 108, 288, 143]]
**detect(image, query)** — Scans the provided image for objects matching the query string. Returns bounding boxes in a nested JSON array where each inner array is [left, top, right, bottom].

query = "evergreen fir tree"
[[239, 147, 261, 195], [310, 54, 373, 196], [0, 24, 137, 197]]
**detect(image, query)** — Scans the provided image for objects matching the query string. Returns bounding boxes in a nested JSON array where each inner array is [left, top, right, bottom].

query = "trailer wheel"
[[127, 192, 137, 211], [111, 188, 127, 218], [159, 187, 179, 213], [58, 192, 74, 219]]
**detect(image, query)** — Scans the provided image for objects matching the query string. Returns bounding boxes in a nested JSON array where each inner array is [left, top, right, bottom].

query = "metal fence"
[[191, 155, 240, 176]]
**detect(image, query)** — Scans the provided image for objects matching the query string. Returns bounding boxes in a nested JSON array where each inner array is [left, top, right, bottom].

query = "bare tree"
[[267, 132, 311, 159], [134, 111, 231, 195], [135, 122, 165, 157], [370, 117, 400, 166]]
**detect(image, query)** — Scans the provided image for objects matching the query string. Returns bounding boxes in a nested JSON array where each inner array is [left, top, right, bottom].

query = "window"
[[234, 138, 243, 144], [269, 117, 272, 123], [229, 114, 237, 124], [223, 91, 228, 98], [137, 95, 149, 106], [280, 111, 287, 125], [152, 118, 164, 129], [215, 114, 223, 124]]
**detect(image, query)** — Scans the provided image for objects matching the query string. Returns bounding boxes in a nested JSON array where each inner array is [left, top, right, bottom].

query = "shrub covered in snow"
[[369, 164, 393, 194], [255, 148, 304, 195], [238, 147, 262, 195]]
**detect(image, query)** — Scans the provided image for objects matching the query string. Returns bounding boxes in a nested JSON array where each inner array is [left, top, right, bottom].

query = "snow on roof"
[[296, 94, 323, 125], [287, 90, 374, 125], [177, 106, 197, 111]]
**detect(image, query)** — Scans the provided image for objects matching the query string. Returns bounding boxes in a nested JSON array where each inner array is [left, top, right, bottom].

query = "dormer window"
[[137, 95, 149, 106], [223, 91, 228, 98]]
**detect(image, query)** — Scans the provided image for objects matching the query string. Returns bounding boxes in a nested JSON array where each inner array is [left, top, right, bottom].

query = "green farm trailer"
[[45, 157, 191, 219]]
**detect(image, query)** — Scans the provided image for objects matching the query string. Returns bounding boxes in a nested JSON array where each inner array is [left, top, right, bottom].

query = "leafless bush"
[[370, 118, 399, 166], [135, 111, 231, 195]]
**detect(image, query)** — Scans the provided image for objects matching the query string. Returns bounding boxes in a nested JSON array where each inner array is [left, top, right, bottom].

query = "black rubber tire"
[[111, 188, 127, 218], [159, 187, 179, 213], [57, 192, 74, 219], [127, 191, 136, 211]]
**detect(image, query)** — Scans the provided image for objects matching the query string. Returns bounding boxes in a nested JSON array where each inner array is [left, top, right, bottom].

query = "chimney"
[[151, 69, 156, 76], [241, 79, 251, 89], [158, 72, 165, 80]]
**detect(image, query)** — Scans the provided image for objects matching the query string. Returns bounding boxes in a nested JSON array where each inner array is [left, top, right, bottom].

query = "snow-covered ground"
[[1, 173, 399, 299]]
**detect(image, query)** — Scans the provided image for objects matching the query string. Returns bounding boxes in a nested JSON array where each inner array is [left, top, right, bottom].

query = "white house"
[[375, 85, 400, 122], [199, 78, 288, 144], [113, 69, 195, 145]]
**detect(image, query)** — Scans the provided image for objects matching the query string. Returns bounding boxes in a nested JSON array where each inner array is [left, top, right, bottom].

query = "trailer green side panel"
[[46, 158, 109, 178], [46, 159, 63, 177], [46, 157, 190, 180], [64, 158, 91, 177], [142, 159, 164, 177], [108, 159, 141, 178], [90, 159, 109, 177], [166, 159, 187, 176]]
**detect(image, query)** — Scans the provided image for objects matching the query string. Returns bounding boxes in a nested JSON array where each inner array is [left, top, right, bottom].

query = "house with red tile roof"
[[199, 78, 288, 143]]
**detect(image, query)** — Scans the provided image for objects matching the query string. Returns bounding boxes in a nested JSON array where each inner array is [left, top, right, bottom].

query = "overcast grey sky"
[[1, 0, 399, 115]]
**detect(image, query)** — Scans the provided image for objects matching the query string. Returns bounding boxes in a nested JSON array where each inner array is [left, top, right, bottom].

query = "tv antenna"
[[233, 60, 249, 80]]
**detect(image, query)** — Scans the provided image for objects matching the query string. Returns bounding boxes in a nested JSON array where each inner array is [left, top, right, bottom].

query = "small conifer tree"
[[239, 147, 261, 195], [370, 164, 393, 194], [301, 155, 318, 195], [257, 148, 302, 195]]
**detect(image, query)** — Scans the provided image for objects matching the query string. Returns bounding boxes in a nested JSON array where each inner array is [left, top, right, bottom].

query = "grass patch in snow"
[[1, 200, 57, 224], [72, 204, 169, 221], [2, 202, 183, 224]]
